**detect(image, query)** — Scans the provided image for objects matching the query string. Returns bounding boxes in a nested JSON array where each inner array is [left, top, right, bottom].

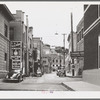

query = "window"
[[56, 60, 58, 63], [10, 27, 14, 40], [4, 24, 8, 37], [5, 53, 7, 61], [43, 61, 46, 64], [79, 32, 81, 41], [30, 44, 31, 48], [81, 29, 84, 38], [77, 34, 79, 42], [53, 60, 54, 62]]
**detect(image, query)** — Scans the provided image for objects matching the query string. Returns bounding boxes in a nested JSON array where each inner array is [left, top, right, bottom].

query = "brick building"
[[83, 5, 100, 86], [9, 10, 27, 75]]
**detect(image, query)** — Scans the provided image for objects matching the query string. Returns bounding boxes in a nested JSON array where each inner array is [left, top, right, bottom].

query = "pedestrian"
[[34, 60, 38, 76]]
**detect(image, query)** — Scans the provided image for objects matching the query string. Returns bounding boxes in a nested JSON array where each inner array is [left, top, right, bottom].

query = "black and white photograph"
[[0, 1, 100, 99]]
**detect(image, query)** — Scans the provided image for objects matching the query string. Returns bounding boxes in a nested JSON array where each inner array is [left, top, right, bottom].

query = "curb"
[[61, 82, 75, 91], [66, 76, 82, 78]]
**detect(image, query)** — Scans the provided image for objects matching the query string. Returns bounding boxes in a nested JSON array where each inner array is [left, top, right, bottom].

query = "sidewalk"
[[62, 81, 100, 91]]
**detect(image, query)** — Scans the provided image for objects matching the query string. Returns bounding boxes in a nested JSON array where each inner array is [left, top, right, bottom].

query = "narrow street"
[[0, 72, 81, 91]]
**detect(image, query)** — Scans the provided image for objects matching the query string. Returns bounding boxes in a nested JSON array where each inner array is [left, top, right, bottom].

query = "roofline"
[[0, 4, 15, 21]]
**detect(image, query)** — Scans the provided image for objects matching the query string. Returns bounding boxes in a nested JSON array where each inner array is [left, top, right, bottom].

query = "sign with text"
[[11, 48, 21, 56], [70, 51, 84, 58], [11, 41, 22, 48], [12, 60, 21, 69], [11, 41, 22, 69], [11, 56, 21, 60]]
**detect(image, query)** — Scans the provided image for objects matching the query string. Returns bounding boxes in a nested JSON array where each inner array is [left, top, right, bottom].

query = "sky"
[[1, 1, 84, 48]]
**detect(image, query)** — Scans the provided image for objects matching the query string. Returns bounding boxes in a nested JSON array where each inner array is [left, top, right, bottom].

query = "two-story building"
[[0, 4, 14, 78]]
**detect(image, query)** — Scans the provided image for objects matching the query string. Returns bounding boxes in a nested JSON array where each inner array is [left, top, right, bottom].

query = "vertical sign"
[[11, 41, 22, 69]]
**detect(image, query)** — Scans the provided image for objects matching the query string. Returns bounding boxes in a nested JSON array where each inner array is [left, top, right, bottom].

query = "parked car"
[[4, 70, 23, 82], [56, 69, 66, 77], [56, 69, 61, 76], [37, 69, 42, 77]]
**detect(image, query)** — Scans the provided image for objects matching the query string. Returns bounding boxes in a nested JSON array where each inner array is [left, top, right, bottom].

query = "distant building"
[[50, 48, 63, 71], [0, 4, 14, 78], [33, 37, 44, 74], [42, 44, 51, 73], [66, 32, 77, 76], [28, 27, 33, 75]]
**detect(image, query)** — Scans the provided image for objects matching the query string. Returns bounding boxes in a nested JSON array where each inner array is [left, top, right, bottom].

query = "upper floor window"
[[5, 53, 7, 61], [10, 27, 14, 40], [56, 60, 58, 63], [77, 28, 84, 43], [4, 24, 8, 37]]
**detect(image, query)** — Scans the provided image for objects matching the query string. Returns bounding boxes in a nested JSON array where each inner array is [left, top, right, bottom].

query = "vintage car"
[[56, 68, 66, 77], [4, 70, 23, 82], [37, 69, 42, 77]]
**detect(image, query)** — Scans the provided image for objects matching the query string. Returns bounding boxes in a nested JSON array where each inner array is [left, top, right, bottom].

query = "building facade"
[[83, 5, 100, 86], [66, 32, 77, 76], [10, 10, 27, 75], [33, 37, 44, 74], [76, 17, 84, 76], [0, 4, 14, 78], [28, 27, 34, 76], [42, 44, 51, 73], [10, 10, 33, 76]]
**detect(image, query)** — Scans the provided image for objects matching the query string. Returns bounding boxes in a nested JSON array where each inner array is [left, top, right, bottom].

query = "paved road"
[[0, 72, 82, 91]]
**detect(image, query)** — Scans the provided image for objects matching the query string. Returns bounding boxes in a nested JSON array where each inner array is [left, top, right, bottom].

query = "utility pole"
[[40, 37, 42, 66], [40, 37, 43, 74], [62, 33, 66, 69], [71, 12, 74, 64], [71, 12, 75, 76], [26, 15, 29, 76]]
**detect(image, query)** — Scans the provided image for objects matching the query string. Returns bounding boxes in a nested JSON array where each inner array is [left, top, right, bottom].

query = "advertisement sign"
[[11, 56, 21, 60], [11, 41, 22, 70], [11, 41, 22, 48], [11, 48, 21, 56], [12, 60, 21, 69], [70, 51, 84, 58]]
